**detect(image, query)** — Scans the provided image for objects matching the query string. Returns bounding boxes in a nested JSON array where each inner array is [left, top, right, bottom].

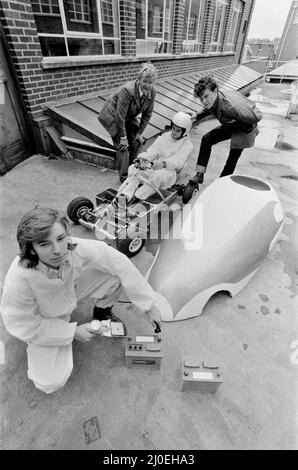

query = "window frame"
[[209, 0, 228, 53], [226, 0, 244, 52], [136, 0, 174, 56], [182, 0, 206, 54], [32, 0, 121, 58]]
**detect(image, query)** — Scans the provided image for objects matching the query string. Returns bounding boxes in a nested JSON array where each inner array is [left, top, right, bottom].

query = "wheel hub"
[[129, 237, 143, 253], [77, 206, 89, 218]]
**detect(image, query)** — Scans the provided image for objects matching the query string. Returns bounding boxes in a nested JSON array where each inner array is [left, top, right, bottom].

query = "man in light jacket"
[[0, 207, 161, 394], [98, 62, 157, 182], [190, 74, 262, 184]]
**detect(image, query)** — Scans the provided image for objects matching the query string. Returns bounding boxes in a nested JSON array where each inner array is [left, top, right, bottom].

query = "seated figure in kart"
[[117, 111, 194, 204]]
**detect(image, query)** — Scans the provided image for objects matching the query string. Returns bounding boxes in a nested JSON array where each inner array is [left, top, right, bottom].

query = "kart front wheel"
[[117, 236, 145, 258], [182, 183, 199, 204], [67, 196, 94, 224]]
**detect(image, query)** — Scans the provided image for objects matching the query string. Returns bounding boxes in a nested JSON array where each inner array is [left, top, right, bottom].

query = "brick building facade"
[[0, 0, 256, 155]]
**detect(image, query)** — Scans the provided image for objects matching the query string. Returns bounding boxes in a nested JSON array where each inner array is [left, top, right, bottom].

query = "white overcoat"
[[0, 237, 157, 392]]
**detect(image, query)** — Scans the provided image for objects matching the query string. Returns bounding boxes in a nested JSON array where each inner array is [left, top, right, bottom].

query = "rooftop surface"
[[0, 81, 297, 450]]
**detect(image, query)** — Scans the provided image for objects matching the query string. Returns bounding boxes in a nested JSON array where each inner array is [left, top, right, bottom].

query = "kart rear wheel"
[[67, 197, 94, 224], [182, 183, 199, 204], [117, 236, 145, 258]]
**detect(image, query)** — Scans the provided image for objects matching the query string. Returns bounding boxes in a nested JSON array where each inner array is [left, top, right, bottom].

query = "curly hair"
[[194, 73, 218, 98], [17, 207, 76, 269]]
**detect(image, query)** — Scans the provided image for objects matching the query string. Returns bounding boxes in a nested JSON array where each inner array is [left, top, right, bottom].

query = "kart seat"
[[142, 187, 177, 204]]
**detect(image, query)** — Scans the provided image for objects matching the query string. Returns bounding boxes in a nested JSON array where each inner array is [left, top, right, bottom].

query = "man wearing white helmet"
[[117, 111, 193, 202]]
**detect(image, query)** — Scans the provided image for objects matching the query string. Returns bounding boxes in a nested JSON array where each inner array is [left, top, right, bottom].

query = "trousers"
[[113, 121, 142, 178], [120, 165, 177, 200], [197, 125, 243, 176], [27, 269, 123, 394]]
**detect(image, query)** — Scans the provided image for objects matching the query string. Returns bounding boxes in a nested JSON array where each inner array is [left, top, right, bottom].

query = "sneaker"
[[93, 306, 128, 335], [189, 172, 204, 185]]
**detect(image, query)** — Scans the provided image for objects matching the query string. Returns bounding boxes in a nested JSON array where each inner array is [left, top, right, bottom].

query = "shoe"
[[189, 172, 204, 185], [93, 306, 128, 335]]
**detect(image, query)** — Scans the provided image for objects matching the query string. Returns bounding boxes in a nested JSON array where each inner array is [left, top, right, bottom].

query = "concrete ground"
[[0, 81, 297, 450]]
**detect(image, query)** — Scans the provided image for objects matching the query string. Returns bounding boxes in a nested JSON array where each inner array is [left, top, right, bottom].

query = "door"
[[0, 29, 32, 175]]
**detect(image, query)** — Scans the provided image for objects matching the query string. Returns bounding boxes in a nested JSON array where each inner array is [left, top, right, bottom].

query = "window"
[[101, 0, 113, 23], [31, 0, 60, 15], [136, 0, 174, 55], [67, 0, 92, 23], [182, 0, 207, 54], [226, 0, 243, 52], [31, 0, 120, 57], [209, 0, 228, 52]]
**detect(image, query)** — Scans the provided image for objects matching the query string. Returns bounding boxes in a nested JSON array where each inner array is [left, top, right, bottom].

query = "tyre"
[[67, 196, 94, 224], [117, 236, 145, 258], [182, 183, 199, 204]]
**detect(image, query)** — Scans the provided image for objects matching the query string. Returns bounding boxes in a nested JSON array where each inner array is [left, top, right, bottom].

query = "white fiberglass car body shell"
[[147, 175, 284, 322]]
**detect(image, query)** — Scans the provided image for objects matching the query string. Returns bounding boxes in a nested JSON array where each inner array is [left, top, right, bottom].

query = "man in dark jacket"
[[98, 62, 157, 182], [190, 74, 262, 184]]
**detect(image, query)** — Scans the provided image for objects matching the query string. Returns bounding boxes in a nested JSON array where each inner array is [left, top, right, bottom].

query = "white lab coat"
[[121, 132, 193, 199], [0, 237, 158, 393]]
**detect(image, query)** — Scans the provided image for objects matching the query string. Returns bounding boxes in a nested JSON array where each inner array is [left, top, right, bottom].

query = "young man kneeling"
[[0, 207, 161, 394]]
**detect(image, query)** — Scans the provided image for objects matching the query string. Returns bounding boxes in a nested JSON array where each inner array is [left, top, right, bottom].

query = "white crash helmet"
[[171, 111, 192, 137]]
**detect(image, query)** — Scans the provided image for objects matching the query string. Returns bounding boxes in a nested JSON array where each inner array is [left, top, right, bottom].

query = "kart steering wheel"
[[134, 159, 153, 170]]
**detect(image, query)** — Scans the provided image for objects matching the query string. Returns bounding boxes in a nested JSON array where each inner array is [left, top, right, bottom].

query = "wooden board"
[[77, 96, 106, 114], [153, 101, 180, 121], [46, 105, 114, 148], [155, 86, 202, 112], [155, 94, 198, 113], [158, 81, 196, 102]]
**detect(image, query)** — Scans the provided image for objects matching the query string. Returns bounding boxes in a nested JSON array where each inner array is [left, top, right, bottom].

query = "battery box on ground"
[[180, 356, 223, 393], [125, 335, 163, 369]]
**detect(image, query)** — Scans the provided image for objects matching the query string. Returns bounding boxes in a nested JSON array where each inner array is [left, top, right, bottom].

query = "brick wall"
[[172, 0, 185, 55], [201, 0, 215, 53], [221, 0, 234, 52], [119, 0, 136, 56], [0, 0, 255, 152]]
